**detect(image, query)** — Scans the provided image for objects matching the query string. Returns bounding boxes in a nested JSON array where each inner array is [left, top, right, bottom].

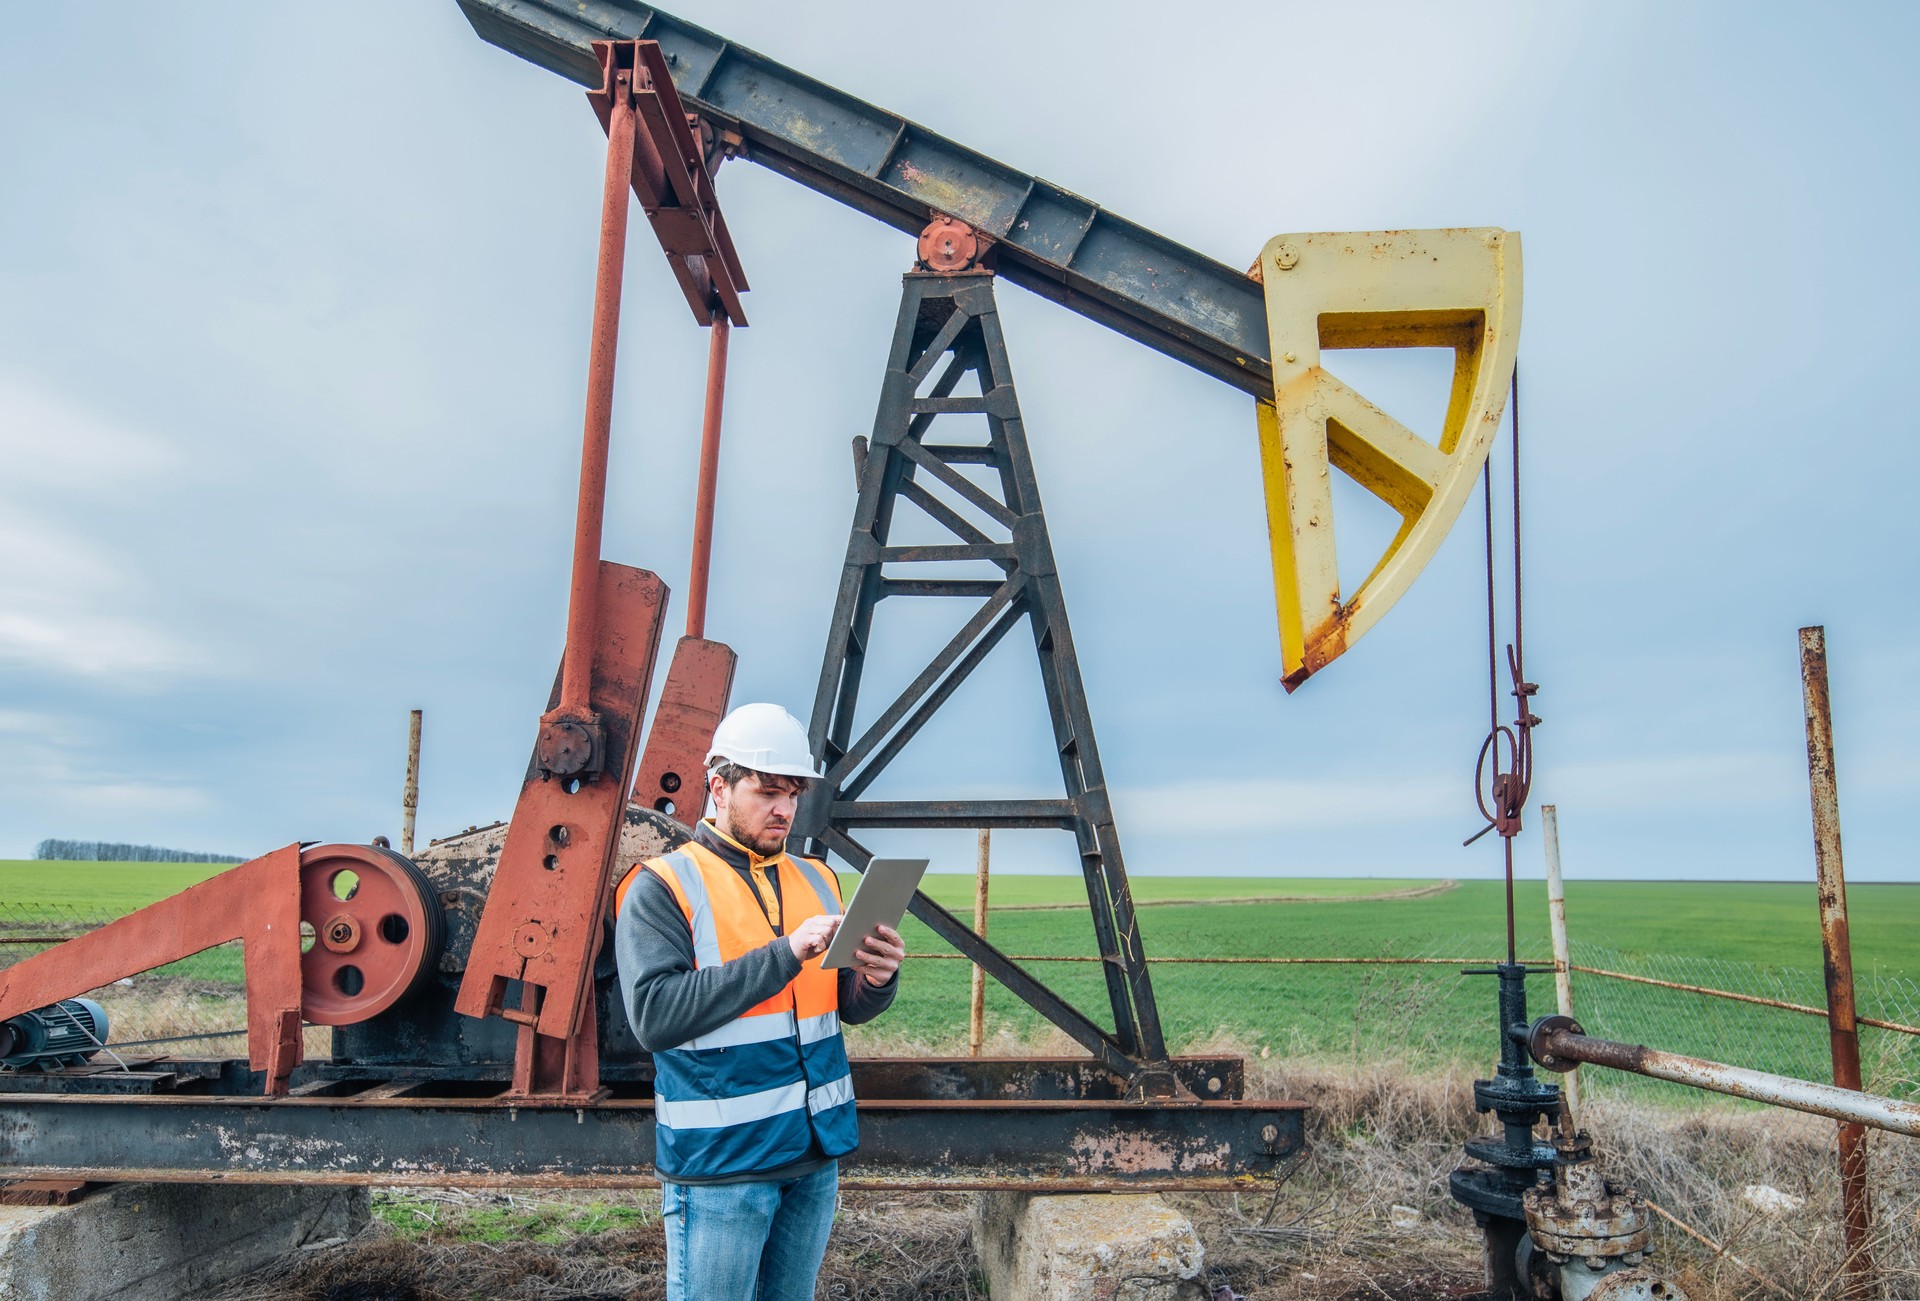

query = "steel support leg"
[[797, 270, 1171, 1089]]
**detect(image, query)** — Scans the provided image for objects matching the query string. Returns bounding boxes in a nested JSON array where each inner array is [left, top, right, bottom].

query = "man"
[[614, 702, 905, 1301]]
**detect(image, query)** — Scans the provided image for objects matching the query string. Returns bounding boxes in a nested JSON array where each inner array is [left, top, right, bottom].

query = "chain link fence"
[[867, 901, 1920, 1111], [0, 899, 254, 1056], [6, 895, 1916, 1107], [1564, 941, 1919, 1101]]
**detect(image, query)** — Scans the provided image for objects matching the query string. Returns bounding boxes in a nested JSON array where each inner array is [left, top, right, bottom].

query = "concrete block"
[[972, 1191, 1207, 1301], [0, 1181, 367, 1301]]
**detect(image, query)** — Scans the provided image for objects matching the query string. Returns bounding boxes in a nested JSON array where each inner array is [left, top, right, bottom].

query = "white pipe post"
[[1542, 804, 1580, 1117]]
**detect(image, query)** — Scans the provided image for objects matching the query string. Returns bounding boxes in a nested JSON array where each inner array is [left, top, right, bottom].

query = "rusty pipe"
[[1800, 624, 1875, 1296], [1529, 1017, 1920, 1138], [559, 69, 638, 715], [685, 310, 731, 639], [402, 709, 422, 857]]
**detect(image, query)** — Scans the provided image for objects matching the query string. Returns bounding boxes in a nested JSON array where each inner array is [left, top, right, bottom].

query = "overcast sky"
[[1, 2, 1914, 884]]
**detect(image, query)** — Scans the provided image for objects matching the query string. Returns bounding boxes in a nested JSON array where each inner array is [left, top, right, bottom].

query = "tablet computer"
[[821, 857, 930, 969]]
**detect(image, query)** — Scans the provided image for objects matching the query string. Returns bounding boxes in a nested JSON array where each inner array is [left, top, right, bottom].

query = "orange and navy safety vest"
[[618, 840, 858, 1180]]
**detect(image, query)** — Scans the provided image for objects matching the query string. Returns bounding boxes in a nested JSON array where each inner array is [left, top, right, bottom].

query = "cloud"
[[1116, 746, 1898, 842], [0, 706, 212, 826], [51, 780, 214, 817], [0, 375, 200, 678], [1538, 752, 1806, 815], [0, 512, 201, 677], [1117, 773, 1459, 837], [0, 371, 177, 490]]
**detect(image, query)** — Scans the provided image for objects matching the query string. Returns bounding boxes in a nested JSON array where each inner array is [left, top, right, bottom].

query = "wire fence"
[[1563, 941, 1919, 1103], [871, 943, 1919, 1101], [0, 900, 255, 1055], [4, 897, 1915, 1106]]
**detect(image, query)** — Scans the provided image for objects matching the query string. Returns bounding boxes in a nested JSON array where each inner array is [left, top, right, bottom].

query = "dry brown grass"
[[23, 994, 1900, 1301], [1180, 1046, 1920, 1300], [63, 980, 333, 1059], [200, 1046, 1917, 1301], [206, 1188, 982, 1301]]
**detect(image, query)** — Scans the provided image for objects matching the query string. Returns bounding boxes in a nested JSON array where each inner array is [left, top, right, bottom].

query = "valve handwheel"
[[297, 844, 445, 1025]]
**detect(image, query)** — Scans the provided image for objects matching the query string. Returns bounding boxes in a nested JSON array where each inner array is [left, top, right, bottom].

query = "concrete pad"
[[973, 1191, 1207, 1301], [0, 1182, 367, 1301]]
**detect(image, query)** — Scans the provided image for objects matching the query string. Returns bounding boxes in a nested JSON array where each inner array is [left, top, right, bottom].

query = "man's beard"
[[725, 815, 787, 857]]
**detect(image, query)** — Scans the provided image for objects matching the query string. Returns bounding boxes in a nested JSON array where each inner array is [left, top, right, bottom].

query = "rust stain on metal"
[[0, 1165, 1279, 1193], [0, 1178, 95, 1206], [1282, 611, 1350, 691]]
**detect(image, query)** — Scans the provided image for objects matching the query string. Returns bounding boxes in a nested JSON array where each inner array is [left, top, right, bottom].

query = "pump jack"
[[0, 4, 1518, 1193]]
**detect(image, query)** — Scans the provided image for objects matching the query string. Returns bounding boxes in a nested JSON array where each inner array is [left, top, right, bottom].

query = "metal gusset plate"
[[1255, 228, 1522, 688], [631, 635, 735, 824], [454, 563, 667, 1058]]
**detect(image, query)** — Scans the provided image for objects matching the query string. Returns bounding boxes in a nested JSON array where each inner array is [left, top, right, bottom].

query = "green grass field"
[[0, 860, 230, 920], [853, 878, 1919, 1091], [899, 873, 1439, 911], [4, 862, 1914, 1093], [0, 860, 239, 982]]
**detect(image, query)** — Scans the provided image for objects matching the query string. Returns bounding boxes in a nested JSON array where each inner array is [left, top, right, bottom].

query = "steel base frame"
[[795, 270, 1171, 1092], [0, 1057, 1300, 1191]]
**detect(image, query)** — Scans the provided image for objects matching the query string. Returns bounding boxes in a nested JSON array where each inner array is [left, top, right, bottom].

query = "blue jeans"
[[661, 1160, 839, 1301]]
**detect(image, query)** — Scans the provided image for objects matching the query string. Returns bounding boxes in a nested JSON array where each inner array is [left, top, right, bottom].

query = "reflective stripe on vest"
[[635, 840, 858, 1179]]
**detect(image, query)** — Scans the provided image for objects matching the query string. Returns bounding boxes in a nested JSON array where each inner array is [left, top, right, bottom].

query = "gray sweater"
[[615, 822, 897, 1183]]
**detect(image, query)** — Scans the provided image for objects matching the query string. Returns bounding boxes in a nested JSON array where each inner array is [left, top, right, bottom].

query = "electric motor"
[[0, 997, 111, 1070]]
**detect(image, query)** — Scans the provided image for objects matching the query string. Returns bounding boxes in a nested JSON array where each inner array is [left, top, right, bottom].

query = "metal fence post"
[[970, 829, 990, 1057], [402, 709, 423, 857], [1541, 803, 1580, 1118], [1799, 625, 1876, 1299]]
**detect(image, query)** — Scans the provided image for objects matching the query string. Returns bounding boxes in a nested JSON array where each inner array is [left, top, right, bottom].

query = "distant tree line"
[[34, 839, 243, 864]]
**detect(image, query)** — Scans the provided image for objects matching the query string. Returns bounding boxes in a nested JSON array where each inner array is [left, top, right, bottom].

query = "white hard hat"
[[705, 703, 821, 779]]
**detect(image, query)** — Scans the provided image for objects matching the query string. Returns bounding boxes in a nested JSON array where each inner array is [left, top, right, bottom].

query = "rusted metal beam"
[[0, 1178, 96, 1207], [1799, 624, 1875, 1297], [0, 1090, 1303, 1191], [0, 1055, 1247, 1102], [1528, 1017, 1920, 1138]]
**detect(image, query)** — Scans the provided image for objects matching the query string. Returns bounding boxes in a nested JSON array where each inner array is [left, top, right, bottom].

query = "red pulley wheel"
[[297, 844, 444, 1026]]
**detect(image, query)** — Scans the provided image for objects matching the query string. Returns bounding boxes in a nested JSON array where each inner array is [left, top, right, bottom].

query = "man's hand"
[[852, 923, 905, 988], [788, 913, 842, 963]]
